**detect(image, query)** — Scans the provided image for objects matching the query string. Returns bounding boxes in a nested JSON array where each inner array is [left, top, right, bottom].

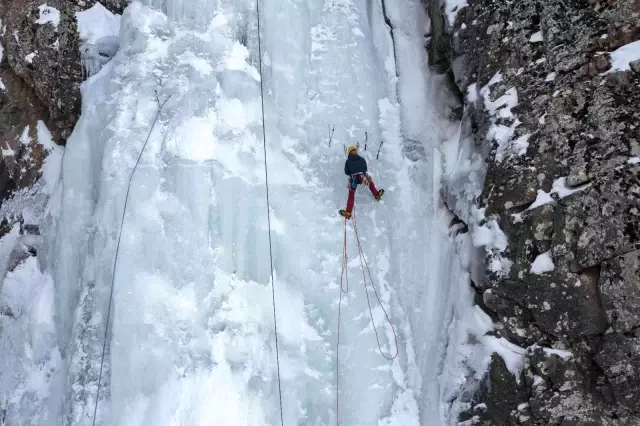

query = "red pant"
[[345, 175, 379, 213]]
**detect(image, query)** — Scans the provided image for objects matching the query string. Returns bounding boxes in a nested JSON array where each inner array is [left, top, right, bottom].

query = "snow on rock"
[[1, 143, 14, 157], [496, 132, 529, 162], [467, 82, 478, 103], [36, 121, 63, 195], [608, 40, 640, 72], [527, 189, 554, 210], [19, 125, 31, 146], [484, 336, 526, 382], [25, 52, 37, 63], [551, 177, 591, 198], [529, 31, 543, 43], [530, 251, 554, 274], [541, 346, 572, 360], [473, 216, 512, 277], [483, 87, 518, 119], [445, 0, 469, 26], [626, 156, 639, 165], [36, 4, 60, 28], [479, 72, 526, 163], [526, 177, 591, 210]]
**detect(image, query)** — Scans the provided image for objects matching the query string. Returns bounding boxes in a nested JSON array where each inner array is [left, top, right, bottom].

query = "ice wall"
[[1, 0, 486, 424]]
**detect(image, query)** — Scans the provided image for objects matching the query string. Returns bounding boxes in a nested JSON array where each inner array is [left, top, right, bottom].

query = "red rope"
[[335, 209, 399, 425], [353, 210, 399, 360]]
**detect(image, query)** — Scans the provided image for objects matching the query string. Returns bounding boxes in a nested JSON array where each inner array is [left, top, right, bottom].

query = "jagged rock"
[[567, 71, 640, 185], [458, 353, 529, 425], [553, 163, 640, 269], [491, 257, 608, 338], [600, 250, 640, 332], [525, 346, 606, 424], [489, 204, 608, 338], [483, 290, 547, 346], [427, 0, 640, 421], [0, 0, 126, 201], [596, 334, 640, 414]]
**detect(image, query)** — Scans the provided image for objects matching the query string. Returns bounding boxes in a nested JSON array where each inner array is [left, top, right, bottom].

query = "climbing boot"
[[375, 189, 384, 201], [339, 210, 352, 219]]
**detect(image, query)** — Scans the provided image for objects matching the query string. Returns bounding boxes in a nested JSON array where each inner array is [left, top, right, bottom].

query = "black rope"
[[91, 91, 170, 426], [255, 0, 285, 424]]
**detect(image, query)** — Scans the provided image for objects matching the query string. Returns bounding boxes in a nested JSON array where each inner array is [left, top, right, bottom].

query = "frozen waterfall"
[[0, 0, 487, 425]]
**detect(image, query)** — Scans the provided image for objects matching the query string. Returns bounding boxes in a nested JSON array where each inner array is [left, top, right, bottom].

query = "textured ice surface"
[[2, 0, 486, 425]]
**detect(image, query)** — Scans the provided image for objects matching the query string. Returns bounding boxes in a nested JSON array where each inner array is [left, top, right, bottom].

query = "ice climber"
[[339, 145, 384, 219]]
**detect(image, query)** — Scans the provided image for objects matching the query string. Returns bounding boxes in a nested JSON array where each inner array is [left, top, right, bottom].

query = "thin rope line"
[[91, 93, 170, 426], [254, 1, 284, 424], [336, 218, 349, 425]]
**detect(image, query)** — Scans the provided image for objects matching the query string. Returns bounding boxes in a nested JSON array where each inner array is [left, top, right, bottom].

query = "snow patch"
[[485, 336, 526, 382], [36, 121, 63, 195], [530, 251, 554, 274], [466, 82, 478, 103], [25, 52, 37, 63], [543, 347, 572, 360], [527, 189, 554, 210], [36, 4, 60, 28], [527, 177, 591, 210], [1, 143, 13, 157], [551, 177, 591, 198], [473, 217, 512, 277], [545, 72, 556, 82], [529, 31, 543, 43], [608, 40, 640, 72], [445, 0, 469, 26], [627, 156, 639, 165], [496, 132, 529, 162], [483, 87, 517, 118]]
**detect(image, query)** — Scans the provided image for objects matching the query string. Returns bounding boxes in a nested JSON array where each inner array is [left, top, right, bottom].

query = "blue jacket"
[[344, 153, 367, 176]]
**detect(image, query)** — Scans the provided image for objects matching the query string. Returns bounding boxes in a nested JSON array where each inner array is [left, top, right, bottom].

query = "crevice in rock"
[[379, 0, 399, 80]]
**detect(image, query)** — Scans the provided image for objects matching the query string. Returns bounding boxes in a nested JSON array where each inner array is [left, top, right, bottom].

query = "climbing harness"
[[255, 0, 285, 424], [91, 91, 171, 426], [335, 208, 399, 425]]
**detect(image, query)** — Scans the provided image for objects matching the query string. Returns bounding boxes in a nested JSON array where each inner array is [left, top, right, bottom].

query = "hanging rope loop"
[[335, 209, 399, 425]]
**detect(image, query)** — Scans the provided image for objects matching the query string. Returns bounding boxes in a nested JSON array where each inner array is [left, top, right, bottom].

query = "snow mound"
[[76, 3, 122, 78], [76, 2, 121, 44], [36, 4, 60, 28], [530, 251, 554, 275], [608, 40, 640, 72]]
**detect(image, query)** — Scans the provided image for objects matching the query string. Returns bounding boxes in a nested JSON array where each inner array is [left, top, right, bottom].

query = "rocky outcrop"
[[429, 0, 640, 423], [0, 0, 126, 202]]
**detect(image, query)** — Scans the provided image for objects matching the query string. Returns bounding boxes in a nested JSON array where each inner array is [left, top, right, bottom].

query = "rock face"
[[0, 0, 127, 202], [429, 0, 640, 423]]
